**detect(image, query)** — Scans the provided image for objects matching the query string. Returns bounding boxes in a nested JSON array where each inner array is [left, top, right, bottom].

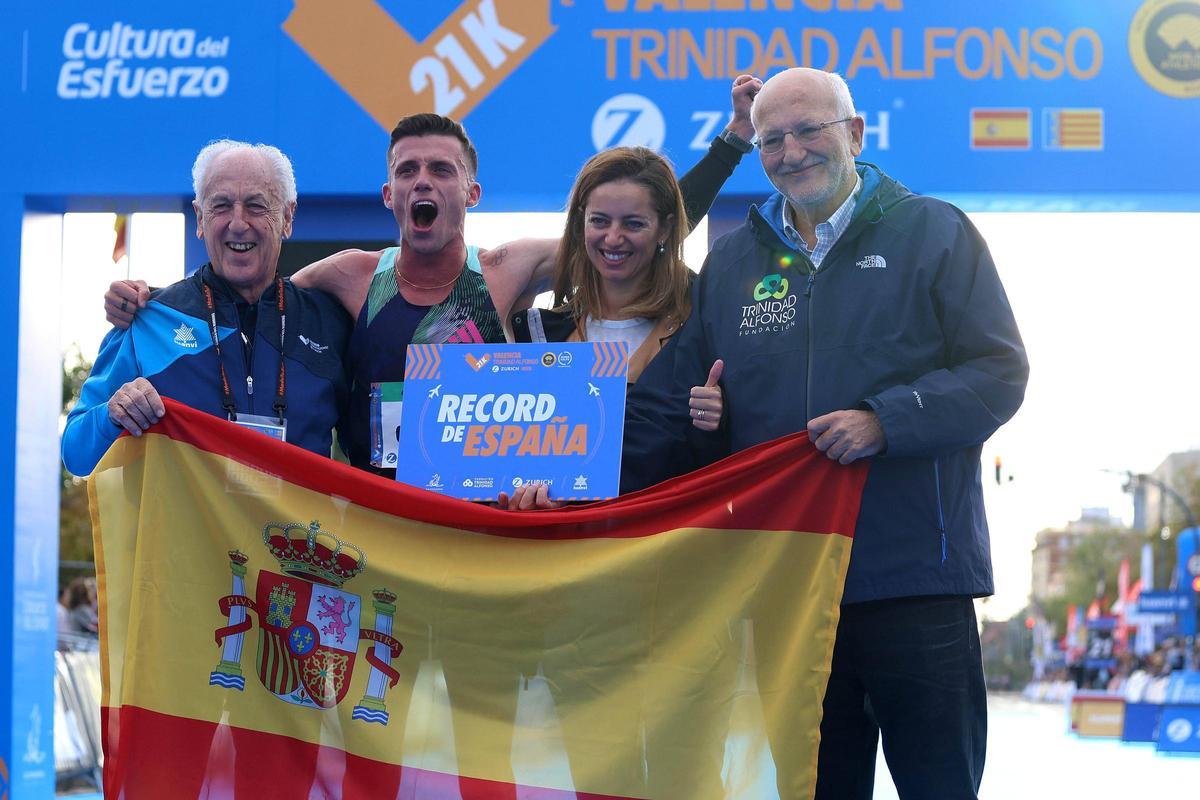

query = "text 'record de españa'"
[[396, 343, 629, 501]]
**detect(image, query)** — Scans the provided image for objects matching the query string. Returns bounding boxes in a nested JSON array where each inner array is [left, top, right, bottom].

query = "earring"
[[656, 241, 665, 254]]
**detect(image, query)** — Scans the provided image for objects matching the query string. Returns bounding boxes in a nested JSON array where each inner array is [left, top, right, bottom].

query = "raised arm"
[[290, 248, 381, 318], [678, 73, 761, 230], [478, 238, 560, 331]]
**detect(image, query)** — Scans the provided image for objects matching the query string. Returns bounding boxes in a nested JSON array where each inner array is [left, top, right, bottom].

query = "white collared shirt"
[[781, 174, 863, 270]]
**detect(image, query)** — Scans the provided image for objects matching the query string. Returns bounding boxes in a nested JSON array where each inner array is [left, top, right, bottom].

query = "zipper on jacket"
[[934, 459, 947, 564], [242, 308, 256, 411], [801, 262, 817, 416]]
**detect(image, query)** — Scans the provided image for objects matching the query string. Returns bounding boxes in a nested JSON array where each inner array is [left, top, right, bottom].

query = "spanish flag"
[[112, 213, 129, 263], [90, 401, 867, 799], [970, 108, 1031, 150]]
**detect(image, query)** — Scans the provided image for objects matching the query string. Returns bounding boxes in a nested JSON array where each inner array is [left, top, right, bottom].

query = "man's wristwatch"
[[719, 128, 754, 154]]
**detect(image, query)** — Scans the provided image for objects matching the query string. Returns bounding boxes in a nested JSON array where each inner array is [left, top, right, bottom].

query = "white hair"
[[824, 71, 857, 118], [191, 140, 297, 205], [752, 68, 858, 129]]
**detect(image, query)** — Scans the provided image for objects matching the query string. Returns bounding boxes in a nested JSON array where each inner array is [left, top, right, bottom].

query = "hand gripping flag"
[[89, 400, 867, 799]]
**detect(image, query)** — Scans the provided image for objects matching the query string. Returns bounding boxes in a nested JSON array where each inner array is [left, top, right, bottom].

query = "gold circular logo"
[[1129, 0, 1200, 98], [541, 353, 556, 367]]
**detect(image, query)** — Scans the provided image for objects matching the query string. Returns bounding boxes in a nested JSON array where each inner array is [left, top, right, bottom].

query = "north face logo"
[[857, 255, 886, 270]]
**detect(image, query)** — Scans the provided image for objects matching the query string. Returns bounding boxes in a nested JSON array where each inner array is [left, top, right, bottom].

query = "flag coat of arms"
[[89, 400, 868, 799], [251, 567, 361, 708]]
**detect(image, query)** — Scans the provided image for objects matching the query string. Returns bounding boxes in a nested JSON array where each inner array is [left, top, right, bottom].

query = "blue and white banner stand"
[[1177, 529, 1200, 636]]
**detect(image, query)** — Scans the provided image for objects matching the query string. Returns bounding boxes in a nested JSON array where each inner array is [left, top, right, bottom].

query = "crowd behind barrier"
[[1023, 637, 1199, 703], [1021, 636, 1200, 754]]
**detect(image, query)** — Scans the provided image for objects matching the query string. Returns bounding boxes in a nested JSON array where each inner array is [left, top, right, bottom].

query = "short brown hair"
[[554, 147, 691, 324], [386, 114, 478, 179]]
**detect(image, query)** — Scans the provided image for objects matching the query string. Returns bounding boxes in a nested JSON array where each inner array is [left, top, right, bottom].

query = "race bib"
[[369, 381, 404, 467]]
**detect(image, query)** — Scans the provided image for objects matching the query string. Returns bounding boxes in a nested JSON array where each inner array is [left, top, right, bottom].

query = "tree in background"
[[1063, 526, 1144, 610], [1037, 526, 1145, 636], [60, 346, 93, 575]]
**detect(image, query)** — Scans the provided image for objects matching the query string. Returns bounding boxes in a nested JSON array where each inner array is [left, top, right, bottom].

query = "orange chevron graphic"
[[590, 342, 627, 378], [612, 342, 629, 377], [404, 345, 420, 380], [591, 342, 606, 377], [428, 344, 442, 378], [283, 0, 556, 129], [404, 344, 443, 380]]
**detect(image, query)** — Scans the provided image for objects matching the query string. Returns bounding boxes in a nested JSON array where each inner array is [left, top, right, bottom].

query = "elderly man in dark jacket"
[[623, 67, 1028, 800]]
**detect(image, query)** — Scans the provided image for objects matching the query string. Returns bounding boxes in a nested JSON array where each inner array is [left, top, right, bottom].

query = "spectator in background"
[[58, 576, 98, 649]]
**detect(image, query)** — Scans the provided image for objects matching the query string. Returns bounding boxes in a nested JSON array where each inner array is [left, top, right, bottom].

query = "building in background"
[[1031, 508, 1125, 603], [1132, 450, 1200, 533]]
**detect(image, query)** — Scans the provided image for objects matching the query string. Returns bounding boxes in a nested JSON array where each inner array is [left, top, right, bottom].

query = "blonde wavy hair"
[[552, 147, 692, 324]]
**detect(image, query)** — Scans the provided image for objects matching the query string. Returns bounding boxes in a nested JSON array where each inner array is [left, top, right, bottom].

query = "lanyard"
[[201, 275, 287, 425]]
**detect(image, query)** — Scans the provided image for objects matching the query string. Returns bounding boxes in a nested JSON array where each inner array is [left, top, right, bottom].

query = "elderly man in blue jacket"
[[623, 68, 1028, 799], [62, 140, 350, 475]]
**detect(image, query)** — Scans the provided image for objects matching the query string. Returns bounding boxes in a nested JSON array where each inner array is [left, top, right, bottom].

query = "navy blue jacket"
[[622, 164, 1028, 603], [63, 265, 350, 475]]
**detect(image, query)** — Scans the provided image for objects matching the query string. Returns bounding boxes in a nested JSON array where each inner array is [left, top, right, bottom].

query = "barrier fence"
[[53, 639, 102, 794]]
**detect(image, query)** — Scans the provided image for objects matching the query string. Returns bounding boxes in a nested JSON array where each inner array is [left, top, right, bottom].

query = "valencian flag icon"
[[89, 400, 867, 799], [1043, 108, 1103, 151]]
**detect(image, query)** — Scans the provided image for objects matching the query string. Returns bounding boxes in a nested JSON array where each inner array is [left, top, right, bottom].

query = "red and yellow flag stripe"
[[90, 400, 866, 799]]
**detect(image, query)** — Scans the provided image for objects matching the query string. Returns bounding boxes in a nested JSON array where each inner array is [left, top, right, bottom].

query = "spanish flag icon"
[[970, 108, 1032, 150]]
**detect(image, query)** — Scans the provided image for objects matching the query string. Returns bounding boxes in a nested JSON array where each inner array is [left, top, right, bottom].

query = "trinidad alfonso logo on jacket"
[[210, 521, 404, 725], [740, 273, 798, 337]]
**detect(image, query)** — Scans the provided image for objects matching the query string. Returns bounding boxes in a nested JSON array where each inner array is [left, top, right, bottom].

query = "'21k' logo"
[[283, 0, 555, 128]]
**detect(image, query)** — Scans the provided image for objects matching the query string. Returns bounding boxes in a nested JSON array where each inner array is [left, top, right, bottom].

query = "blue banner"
[[1157, 704, 1200, 754], [1137, 590, 1197, 615], [397, 342, 628, 501], [1179, 527, 1200, 581], [2, 0, 1199, 209], [1176, 528, 1200, 635], [1165, 671, 1200, 704], [1121, 702, 1162, 744]]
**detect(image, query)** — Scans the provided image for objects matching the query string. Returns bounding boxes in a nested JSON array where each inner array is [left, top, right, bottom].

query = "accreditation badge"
[[233, 413, 287, 442], [369, 381, 404, 468]]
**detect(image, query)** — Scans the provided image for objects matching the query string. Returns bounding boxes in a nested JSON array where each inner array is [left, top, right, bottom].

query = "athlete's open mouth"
[[411, 200, 439, 230], [226, 241, 256, 253]]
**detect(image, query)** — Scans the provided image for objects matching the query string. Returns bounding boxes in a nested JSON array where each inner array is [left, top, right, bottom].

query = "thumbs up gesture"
[[689, 360, 724, 432]]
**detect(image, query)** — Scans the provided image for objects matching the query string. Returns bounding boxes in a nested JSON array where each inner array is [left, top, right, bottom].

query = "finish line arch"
[[3, 1, 1198, 795]]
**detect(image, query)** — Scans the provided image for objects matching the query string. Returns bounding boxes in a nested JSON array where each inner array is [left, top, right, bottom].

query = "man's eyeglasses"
[[755, 117, 855, 154]]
